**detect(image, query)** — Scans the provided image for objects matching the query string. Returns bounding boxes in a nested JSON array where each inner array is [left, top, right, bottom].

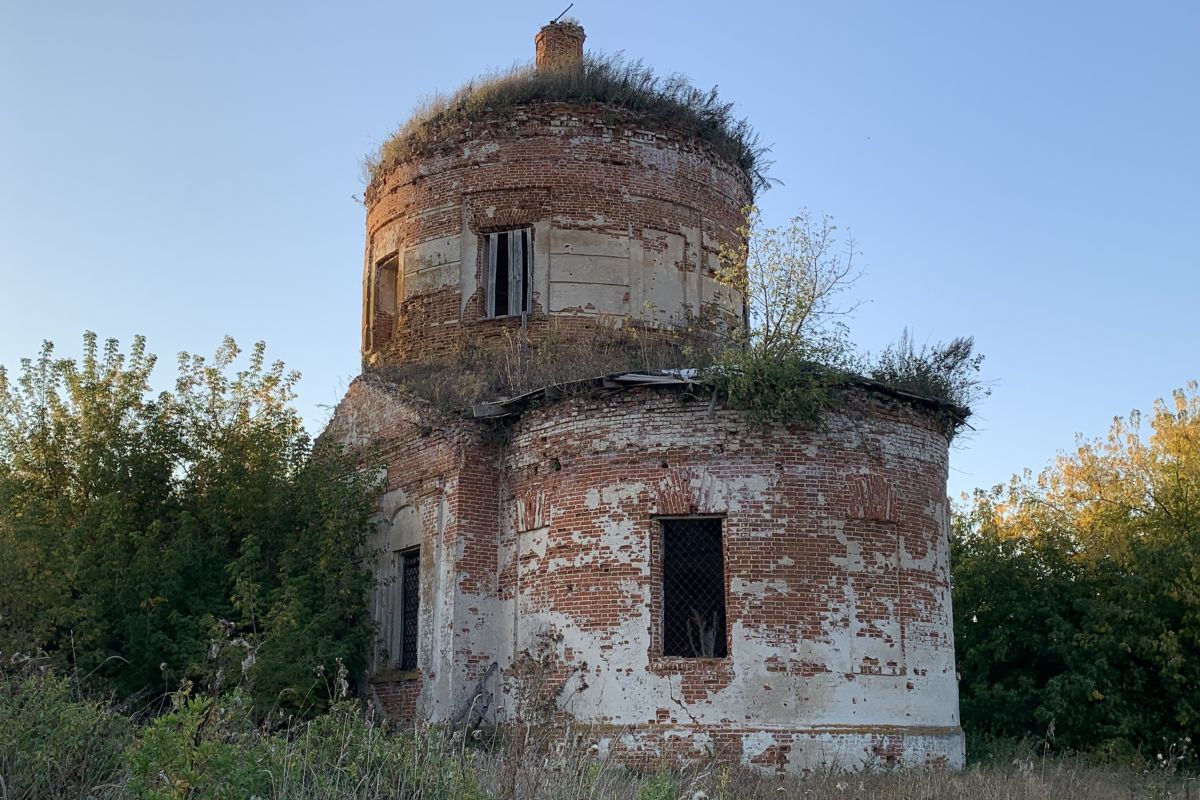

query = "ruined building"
[[325, 20, 966, 772]]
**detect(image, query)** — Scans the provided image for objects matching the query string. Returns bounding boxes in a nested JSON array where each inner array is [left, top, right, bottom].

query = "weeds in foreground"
[[2, 665, 1197, 799], [0, 662, 130, 800]]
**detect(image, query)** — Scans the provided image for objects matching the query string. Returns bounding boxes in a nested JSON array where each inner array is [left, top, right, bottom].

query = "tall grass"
[[1, 666, 1196, 799], [366, 54, 772, 194], [0, 664, 130, 800], [867, 329, 987, 412]]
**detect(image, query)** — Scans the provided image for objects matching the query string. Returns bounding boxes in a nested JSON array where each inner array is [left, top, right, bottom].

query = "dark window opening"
[[399, 548, 420, 670], [486, 229, 530, 317], [372, 254, 399, 350], [661, 517, 727, 658]]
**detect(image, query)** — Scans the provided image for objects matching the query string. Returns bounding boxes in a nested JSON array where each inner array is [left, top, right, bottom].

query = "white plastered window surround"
[[377, 545, 420, 672], [373, 501, 421, 675], [485, 228, 532, 318], [395, 546, 419, 671]]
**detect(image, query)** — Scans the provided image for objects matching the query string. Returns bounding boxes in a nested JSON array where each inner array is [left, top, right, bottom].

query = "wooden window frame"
[[485, 228, 532, 318]]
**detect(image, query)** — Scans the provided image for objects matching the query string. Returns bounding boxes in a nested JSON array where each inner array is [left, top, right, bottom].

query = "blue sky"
[[2, 1, 1197, 500]]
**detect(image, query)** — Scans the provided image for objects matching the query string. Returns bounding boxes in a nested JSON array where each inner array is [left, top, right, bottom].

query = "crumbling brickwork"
[[325, 377, 965, 772], [535, 21, 586, 71], [362, 101, 752, 367], [491, 387, 962, 771], [327, 20, 965, 773]]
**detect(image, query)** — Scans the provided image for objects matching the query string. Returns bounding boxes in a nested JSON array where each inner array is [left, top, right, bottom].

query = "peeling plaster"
[[333, 380, 964, 772]]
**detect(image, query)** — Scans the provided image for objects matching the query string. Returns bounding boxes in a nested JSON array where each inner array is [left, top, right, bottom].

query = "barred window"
[[385, 547, 420, 671], [485, 228, 531, 317], [660, 517, 727, 658], [399, 548, 420, 670]]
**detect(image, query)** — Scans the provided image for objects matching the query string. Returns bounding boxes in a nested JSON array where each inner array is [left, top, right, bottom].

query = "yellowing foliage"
[[954, 382, 1200, 759]]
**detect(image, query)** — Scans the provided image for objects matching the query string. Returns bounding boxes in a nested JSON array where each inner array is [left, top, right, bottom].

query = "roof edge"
[[470, 368, 969, 425]]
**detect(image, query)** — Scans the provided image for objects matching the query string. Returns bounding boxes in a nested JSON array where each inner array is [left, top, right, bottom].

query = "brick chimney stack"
[[535, 20, 585, 71]]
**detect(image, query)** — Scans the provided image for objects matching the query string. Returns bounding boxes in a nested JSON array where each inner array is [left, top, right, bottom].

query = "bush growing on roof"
[[868, 329, 988, 412]]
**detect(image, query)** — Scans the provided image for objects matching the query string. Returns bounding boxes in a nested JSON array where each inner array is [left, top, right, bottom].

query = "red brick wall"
[[325, 375, 963, 770], [491, 385, 961, 769], [535, 22, 585, 71], [372, 678, 422, 727], [362, 103, 753, 367], [323, 375, 503, 723]]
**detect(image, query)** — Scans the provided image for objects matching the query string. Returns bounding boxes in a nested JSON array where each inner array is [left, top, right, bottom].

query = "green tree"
[[717, 205, 861, 361], [0, 333, 377, 714], [954, 382, 1200, 759], [710, 207, 983, 422]]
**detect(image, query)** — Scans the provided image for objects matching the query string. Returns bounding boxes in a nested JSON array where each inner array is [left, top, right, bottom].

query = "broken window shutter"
[[486, 233, 498, 317], [508, 229, 524, 316]]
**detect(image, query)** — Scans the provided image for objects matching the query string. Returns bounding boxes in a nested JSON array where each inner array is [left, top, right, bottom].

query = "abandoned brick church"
[[324, 20, 965, 773]]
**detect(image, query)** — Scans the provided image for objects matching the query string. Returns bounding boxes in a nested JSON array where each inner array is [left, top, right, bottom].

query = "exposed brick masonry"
[[362, 103, 752, 367], [328, 20, 964, 772], [326, 376, 964, 771], [535, 21, 585, 71]]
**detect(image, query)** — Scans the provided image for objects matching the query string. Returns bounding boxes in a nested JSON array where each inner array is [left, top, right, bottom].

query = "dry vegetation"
[[369, 315, 974, 437], [372, 315, 726, 413], [364, 53, 772, 193], [3, 664, 1196, 800]]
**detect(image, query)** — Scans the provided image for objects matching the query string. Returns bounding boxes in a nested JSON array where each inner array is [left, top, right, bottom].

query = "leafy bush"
[[869, 329, 987, 410], [0, 334, 377, 715], [367, 53, 771, 193], [638, 769, 679, 800], [702, 350, 840, 427], [123, 689, 274, 800], [953, 385, 1200, 763]]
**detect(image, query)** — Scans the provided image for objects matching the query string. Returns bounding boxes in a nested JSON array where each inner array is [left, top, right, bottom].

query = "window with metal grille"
[[398, 548, 420, 670], [485, 228, 531, 317], [660, 517, 727, 658]]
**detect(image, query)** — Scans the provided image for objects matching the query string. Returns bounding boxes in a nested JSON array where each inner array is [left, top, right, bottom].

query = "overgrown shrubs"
[[375, 317, 704, 413], [953, 384, 1200, 764], [703, 350, 839, 426], [123, 690, 487, 800], [373, 315, 984, 434], [368, 200, 985, 427], [0, 662, 130, 800], [0, 334, 378, 716], [376, 317, 983, 434], [0, 665, 486, 800], [124, 689, 274, 800], [869, 329, 987, 411]]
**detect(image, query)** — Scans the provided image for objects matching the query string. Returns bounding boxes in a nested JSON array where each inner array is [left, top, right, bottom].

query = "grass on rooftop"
[[365, 53, 772, 194]]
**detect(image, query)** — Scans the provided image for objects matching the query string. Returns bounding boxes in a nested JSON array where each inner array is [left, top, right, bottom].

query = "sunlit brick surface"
[[325, 377, 965, 772]]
